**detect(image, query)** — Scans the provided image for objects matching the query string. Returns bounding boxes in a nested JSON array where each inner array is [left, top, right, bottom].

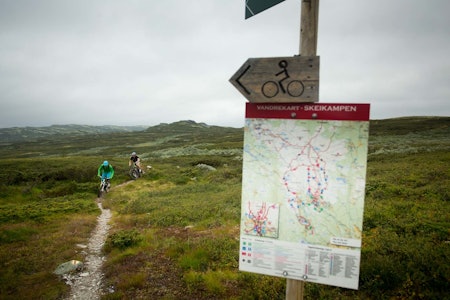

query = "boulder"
[[196, 163, 216, 172], [53, 260, 84, 275]]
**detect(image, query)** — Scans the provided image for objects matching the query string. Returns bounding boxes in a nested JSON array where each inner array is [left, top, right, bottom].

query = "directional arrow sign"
[[230, 56, 319, 103], [245, 0, 286, 19]]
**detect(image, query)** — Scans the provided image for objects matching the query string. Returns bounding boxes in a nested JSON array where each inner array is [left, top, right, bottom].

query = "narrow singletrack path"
[[66, 180, 135, 299], [67, 201, 111, 299]]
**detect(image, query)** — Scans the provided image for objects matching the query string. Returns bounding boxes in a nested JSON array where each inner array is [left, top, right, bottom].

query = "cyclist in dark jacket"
[[129, 152, 143, 174]]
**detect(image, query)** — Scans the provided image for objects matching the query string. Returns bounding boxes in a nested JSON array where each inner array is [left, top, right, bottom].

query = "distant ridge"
[[0, 124, 148, 143], [150, 120, 210, 130], [0, 121, 241, 143], [146, 120, 239, 134], [1, 117, 447, 143]]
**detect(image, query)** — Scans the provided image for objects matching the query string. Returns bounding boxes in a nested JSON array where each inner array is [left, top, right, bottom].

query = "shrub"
[[105, 229, 142, 251]]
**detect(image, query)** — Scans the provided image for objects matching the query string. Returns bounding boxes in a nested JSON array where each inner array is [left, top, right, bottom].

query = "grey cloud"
[[0, 0, 448, 128]]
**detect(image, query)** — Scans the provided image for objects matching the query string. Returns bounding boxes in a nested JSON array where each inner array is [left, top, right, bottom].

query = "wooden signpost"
[[288, 1, 320, 299], [232, 1, 320, 299], [229, 56, 319, 103]]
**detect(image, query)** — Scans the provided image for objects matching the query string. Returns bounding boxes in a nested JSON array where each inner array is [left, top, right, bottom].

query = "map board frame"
[[239, 103, 370, 290]]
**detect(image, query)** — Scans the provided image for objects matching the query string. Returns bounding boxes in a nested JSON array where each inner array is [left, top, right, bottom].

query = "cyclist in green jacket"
[[98, 160, 114, 180]]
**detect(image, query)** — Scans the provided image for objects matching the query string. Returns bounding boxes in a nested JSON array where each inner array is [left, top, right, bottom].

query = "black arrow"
[[236, 65, 251, 95]]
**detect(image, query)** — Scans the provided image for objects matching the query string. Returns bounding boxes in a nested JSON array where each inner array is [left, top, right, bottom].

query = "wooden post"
[[286, 1, 319, 299], [286, 278, 305, 300], [300, 0, 319, 56], [236, 1, 320, 298]]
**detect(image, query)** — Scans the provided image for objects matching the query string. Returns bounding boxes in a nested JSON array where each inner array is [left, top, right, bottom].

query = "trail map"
[[239, 103, 370, 289]]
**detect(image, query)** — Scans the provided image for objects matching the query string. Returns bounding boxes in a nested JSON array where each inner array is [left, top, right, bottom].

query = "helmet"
[[103, 161, 109, 166], [131, 152, 136, 156]]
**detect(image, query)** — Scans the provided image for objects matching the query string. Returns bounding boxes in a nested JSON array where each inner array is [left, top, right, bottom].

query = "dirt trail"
[[65, 180, 135, 299], [66, 201, 111, 299], [61, 180, 135, 299]]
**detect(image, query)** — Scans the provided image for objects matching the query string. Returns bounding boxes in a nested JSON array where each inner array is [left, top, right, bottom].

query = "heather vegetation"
[[0, 118, 448, 299]]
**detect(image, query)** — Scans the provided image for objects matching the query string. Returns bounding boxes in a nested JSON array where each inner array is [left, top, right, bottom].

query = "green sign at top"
[[245, 0, 285, 19]]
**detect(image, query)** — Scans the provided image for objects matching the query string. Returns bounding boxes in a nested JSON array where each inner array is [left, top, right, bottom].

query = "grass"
[[360, 150, 449, 299], [0, 214, 98, 299], [0, 117, 448, 299]]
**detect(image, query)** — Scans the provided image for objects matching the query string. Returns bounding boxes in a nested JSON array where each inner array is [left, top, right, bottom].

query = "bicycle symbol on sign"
[[261, 60, 305, 98]]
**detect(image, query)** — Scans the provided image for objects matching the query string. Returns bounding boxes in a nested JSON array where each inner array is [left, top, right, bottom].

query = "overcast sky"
[[1, 0, 449, 128]]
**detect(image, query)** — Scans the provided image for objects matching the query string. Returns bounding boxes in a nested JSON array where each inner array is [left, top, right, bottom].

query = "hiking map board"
[[239, 103, 370, 290]]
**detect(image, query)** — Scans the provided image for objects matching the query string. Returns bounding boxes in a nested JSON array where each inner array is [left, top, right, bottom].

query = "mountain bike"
[[129, 163, 141, 180], [98, 178, 111, 197]]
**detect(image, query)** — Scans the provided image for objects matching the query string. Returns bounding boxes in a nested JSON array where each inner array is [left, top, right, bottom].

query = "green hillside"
[[0, 120, 243, 159], [0, 117, 448, 299], [369, 116, 449, 136]]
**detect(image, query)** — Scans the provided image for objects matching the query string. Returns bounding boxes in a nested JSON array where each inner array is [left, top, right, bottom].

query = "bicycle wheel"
[[261, 81, 278, 98], [129, 168, 139, 180], [287, 80, 305, 97], [98, 184, 104, 198], [98, 180, 108, 197]]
